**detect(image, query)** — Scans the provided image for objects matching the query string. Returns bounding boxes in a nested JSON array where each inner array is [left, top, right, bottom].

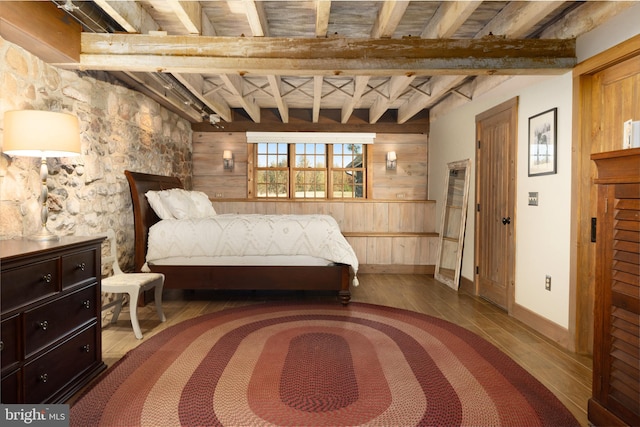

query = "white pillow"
[[188, 191, 217, 218], [158, 189, 195, 219], [146, 189, 216, 220], [145, 190, 174, 219]]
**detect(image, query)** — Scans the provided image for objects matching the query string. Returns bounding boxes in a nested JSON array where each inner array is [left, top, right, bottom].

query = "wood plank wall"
[[193, 131, 435, 273]]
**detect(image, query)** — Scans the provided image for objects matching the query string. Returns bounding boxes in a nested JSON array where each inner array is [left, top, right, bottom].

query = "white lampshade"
[[223, 150, 233, 160], [387, 151, 397, 162], [3, 110, 81, 158]]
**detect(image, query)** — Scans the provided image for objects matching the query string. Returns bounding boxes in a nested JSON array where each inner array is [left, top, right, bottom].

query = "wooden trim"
[[592, 148, 640, 184], [343, 232, 438, 238], [358, 264, 434, 275], [458, 274, 475, 295], [212, 198, 436, 204], [192, 109, 430, 133], [571, 32, 640, 354], [0, 1, 81, 63], [573, 33, 640, 77], [365, 146, 374, 199], [511, 302, 571, 348], [587, 399, 628, 427], [247, 143, 255, 198]]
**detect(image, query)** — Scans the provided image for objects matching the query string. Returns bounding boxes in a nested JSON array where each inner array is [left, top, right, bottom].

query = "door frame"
[[474, 97, 518, 313], [571, 34, 640, 353]]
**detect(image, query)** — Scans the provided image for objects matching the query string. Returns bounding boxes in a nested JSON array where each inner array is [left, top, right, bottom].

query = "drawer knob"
[[40, 373, 48, 383], [83, 344, 91, 353], [42, 273, 52, 284], [0, 341, 3, 352], [83, 300, 91, 309], [39, 320, 49, 331], [77, 262, 86, 271]]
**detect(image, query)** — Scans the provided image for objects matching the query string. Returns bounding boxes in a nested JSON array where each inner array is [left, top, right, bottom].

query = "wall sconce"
[[2, 110, 81, 241], [386, 151, 397, 170], [223, 150, 234, 171]]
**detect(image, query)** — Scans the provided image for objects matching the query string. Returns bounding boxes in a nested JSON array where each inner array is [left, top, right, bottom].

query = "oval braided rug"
[[71, 303, 579, 426]]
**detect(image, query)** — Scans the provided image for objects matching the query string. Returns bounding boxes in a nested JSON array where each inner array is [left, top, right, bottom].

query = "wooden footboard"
[[149, 263, 351, 305]]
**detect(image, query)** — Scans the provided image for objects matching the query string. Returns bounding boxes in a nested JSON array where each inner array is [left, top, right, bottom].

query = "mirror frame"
[[434, 159, 471, 290]]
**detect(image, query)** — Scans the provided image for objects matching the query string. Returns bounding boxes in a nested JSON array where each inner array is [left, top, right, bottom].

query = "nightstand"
[[1, 236, 106, 403]]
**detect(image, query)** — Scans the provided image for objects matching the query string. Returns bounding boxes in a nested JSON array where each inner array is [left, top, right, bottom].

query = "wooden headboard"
[[124, 170, 183, 271]]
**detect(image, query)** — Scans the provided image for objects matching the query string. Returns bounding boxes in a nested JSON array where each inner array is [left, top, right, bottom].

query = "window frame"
[[251, 142, 368, 200]]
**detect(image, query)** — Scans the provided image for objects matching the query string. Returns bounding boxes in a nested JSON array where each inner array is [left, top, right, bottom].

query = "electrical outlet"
[[545, 275, 551, 291], [215, 192, 223, 198]]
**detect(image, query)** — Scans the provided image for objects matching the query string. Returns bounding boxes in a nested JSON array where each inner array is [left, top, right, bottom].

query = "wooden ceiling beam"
[[267, 75, 289, 123], [312, 76, 323, 123], [244, 0, 269, 37], [398, 0, 567, 123], [421, 1, 482, 39], [371, 0, 410, 39], [397, 75, 466, 124], [476, 1, 564, 39], [341, 76, 370, 124], [220, 74, 261, 123], [315, 0, 331, 37], [164, 0, 202, 35], [74, 34, 576, 76], [172, 73, 232, 122], [93, 0, 158, 34], [370, 75, 416, 124], [0, 1, 81, 64]]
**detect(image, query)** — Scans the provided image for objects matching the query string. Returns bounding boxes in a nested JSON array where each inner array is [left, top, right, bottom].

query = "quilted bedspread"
[[146, 214, 359, 279]]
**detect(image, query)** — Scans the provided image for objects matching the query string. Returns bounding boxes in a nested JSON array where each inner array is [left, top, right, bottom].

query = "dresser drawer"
[[24, 285, 97, 358], [62, 248, 98, 290], [1, 368, 21, 404], [1, 314, 20, 372], [23, 323, 98, 403], [1, 258, 59, 313]]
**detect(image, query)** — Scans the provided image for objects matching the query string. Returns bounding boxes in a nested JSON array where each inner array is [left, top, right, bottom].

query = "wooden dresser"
[[0, 236, 106, 404], [589, 148, 640, 427]]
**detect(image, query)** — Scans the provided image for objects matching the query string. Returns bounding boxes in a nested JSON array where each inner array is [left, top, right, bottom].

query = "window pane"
[[295, 170, 326, 198], [256, 143, 288, 198], [331, 144, 364, 199]]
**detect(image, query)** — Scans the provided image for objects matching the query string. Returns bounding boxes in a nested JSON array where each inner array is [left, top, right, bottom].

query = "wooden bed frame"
[[124, 170, 351, 304]]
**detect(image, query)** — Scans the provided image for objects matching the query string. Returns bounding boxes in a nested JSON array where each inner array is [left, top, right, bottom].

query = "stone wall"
[[0, 36, 193, 272]]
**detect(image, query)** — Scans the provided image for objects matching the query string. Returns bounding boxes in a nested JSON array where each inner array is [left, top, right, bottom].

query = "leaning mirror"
[[434, 159, 471, 290]]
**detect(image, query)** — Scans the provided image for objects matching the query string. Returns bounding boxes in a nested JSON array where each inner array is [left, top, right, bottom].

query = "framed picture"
[[528, 108, 557, 176]]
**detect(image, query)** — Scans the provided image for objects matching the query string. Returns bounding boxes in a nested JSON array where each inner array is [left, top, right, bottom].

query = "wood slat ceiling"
[[48, 0, 634, 129]]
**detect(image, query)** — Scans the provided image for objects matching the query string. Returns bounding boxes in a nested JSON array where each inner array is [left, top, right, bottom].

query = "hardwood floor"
[[96, 274, 592, 426]]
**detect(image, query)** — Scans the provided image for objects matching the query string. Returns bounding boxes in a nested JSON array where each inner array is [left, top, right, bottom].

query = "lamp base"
[[28, 227, 59, 242]]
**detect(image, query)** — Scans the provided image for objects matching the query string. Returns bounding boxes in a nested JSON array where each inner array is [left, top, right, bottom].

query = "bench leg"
[[154, 278, 166, 322], [110, 295, 124, 324], [128, 290, 143, 340]]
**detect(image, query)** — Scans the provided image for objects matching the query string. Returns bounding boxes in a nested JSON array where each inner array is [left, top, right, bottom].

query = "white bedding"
[[145, 214, 359, 285]]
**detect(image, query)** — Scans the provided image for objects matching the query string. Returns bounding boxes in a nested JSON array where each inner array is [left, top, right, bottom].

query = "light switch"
[[528, 192, 538, 206]]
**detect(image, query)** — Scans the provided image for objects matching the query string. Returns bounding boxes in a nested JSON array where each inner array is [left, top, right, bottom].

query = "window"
[[255, 142, 366, 199], [256, 143, 289, 198], [332, 144, 364, 198]]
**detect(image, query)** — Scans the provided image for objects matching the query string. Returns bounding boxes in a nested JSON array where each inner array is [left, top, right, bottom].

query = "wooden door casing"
[[475, 98, 518, 311], [573, 49, 640, 354]]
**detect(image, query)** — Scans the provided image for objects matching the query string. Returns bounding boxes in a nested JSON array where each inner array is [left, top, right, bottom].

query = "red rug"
[[71, 303, 579, 426]]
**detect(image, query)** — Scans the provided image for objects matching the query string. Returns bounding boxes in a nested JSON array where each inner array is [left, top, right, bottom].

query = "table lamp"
[[2, 110, 81, 241]]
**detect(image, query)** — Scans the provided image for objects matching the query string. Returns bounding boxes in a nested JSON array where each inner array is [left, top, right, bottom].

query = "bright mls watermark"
[[1, 405, 69, 426]]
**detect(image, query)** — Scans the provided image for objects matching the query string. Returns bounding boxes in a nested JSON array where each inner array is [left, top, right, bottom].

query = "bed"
[[124, 170, 357, 304]]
